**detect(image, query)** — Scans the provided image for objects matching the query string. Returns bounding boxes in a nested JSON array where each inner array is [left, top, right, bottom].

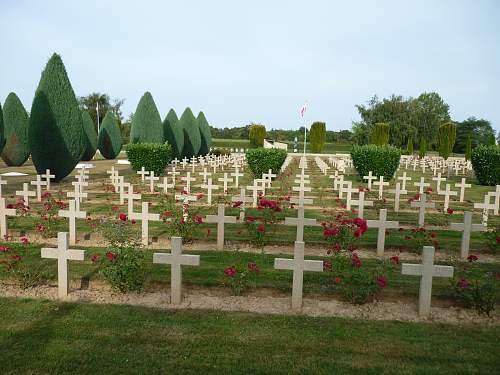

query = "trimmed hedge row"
[[245, 148, 287, 178], [351, 144, 401, 180], [1, 92, 30, 166], [471, 145, 500, 186], [126, 142, 172, 176]]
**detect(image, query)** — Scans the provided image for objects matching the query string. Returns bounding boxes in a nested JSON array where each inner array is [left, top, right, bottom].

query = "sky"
[[1, 0, 499, 133]]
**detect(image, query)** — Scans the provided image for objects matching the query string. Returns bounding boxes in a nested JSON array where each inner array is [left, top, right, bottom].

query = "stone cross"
[[137, 166, 149, 182], [474, 194, 496, 224], [42, 169, 55, 190], [410, 192, 435, 227], [439, 183, 457, 211], [454, 178, 471, 203], [285, 206, 317, 242], [402, 246, 453, 317], [0, 177, 7, 197], [41, 232, 85, 298], [201, 177, 219, 205], [246, 180, 262, 208], [274, 241, 323, 310], [344, 182, 358, 210], [153, 236, 200, 305], [414, 177, 430, 195], [291, 183, 313, 207], [367, 209, 399, 256], [168, 167, 180, 184], [181, 172, 196, 194], [388, 182, 407, 212], [487, 185, 500, 215], [30, 175, 47, 202], [397, 172, 411, 192], [181, 157, 188, 169], [205, 203, 236, 250], [199, 168, 211, 184], [131, 202, 160, 246], [450, 211, 486, 259], [171, 158, 179, 168], [116, 176, 126, 204], [145, 171, 160, 193], [15, 183, 36, 207], [432, 173, 446, 194], [231, 166, 244, 188], [351, 189, 373, 219], [0, 197, 15, 238], [363, 171, 377, 190], [262, 169, 277, 188], [124, 184, 141, 216], [231, 188, 253, 221], [218, 173, 233, 195], [373, 176, 389, 200], [67, 181, 88, 212], [58, 200, 86, 245], [158, 177, 174, 195]]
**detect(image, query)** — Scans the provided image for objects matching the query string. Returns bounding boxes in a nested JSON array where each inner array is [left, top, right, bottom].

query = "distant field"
[[212, 138, 352, 154]]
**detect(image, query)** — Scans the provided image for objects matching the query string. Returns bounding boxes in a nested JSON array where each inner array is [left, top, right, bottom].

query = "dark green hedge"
[[0, 102, 5, 154], [246, 148, 287, 178], [1, 92, 30, 166], [351, 144, 401, 180], [130, 92, 163, 144], [197, 111, 212, 156], [180, 108, 201, 158], [29, 53, 86, 181], [98, 111, 122, 159], [126, 143, 172, 176], [163, 109, 184, 160], [81, 111, 97, 161], [471, 145, 500, 186]]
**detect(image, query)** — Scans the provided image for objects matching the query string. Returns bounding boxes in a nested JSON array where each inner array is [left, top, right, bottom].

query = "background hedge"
[[471, 145, 500, 186], [248, 124, 266, 148], [0, 102, 5, 154], [98, 111, 122, 159], [351, 144, 401, 180], [371, 123, 390, 145], [130, 92, 163, 144], [309, 121, 326, 153], [245, 148, 287, 178], [29, 53, 86, 181], [126, 143, 172, 176], [197, 111, 212, 156], [180, 108, 200, 158], [1, 92, 30, 166], [163, 109, 183, 160], [81, 111, 97, 161]]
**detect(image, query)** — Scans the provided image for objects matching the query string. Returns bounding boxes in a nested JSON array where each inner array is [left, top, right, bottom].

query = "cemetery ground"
[[212, 138, 354, 154], [0, 156, 499, 373]]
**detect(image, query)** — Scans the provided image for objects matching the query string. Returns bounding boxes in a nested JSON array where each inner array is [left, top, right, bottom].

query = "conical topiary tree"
[[130, 92, 163, 144], [197, 111, 212, 156], [81, 111, 97, 161], [163, 109, 184, 160], [1, 93, 30, 166], [180, 108, 201, 158], [98, 111, 122, 159], [0, 102, 5, 154], [29, 53, 86, 180]]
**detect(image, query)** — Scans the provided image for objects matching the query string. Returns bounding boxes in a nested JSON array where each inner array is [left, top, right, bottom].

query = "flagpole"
[[303, 122, 307, 156], [96, 102, 100, 134]]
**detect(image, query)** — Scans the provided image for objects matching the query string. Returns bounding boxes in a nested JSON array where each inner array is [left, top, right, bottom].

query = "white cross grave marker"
[[15, 183, 36, 207], [432, 173, 446, 194], [285, 206, 317, 242], [0, 197, 15, 238], [397, 172, 411, 192], [30, 175, 47, 202], [363, 171, 377, 190], [439, 183, 457, 211], [58, 200, 86, 245], [373, 176, 389, 200], [218, 173, 233, 195], [145, 171, 160, 193], [411, 192, 435, 227], [201, 178, 219, 205], [367, 209, 399, 256], [42, 169, 55, 190], [450, 211, 486, 259], [414, 177, 430, 195], [388, 182, 407, 212], [351, 189, 373, 219], [137, 166, 149, 182], [454, 178, 471, 203], [181, 172, 196, 194], [231, 167, 244, 188], [205, 204, 236, 250], [231, 188, 252, 221], [131, 202, 160, 246]]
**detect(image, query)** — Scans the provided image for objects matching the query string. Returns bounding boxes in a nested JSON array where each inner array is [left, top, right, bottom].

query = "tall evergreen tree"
[[29, 53, 86, 180], [0, 102, 4, 153], [1, 93, 30, 166], [98, 111, 122, 159], [163, 109, 184, 159], [407, 135, 414, 155], [179, 108, 201, 158], [419, 137, 427, 158], [197, 111, 212, 156], [438, 122, 457, 160], [130, 92, 163, 144], [81, 111, 98, 161]]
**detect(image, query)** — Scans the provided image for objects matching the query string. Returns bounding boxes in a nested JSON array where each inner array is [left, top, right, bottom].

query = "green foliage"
[[130, 92, 163, 144], [419, 137, 427, 158], [248, 123, 266, 148], [81, 111, 97, 161], [370, 122, 390, 145], [245, 148, 287, 178], [438, 122, 457, 159], [78, 92, 124, 131], [157, 199, 203, 243], [0, 244, 49, 289], [351, 144, 401, 180], [126, 143, 172, 176], [163, 109, 184, 160], [98, 111, 122, 159], [1, 93, 30, 166], [465, 135, 472, 161], [471, 145, 500, 186], [406, 135, 413, 155], [179, 108, 201, 158], [454, 117, 495, 153], [0, 102, 4, 153], [197, 111, 212, 156], [309, 122, 326, 153], [29, 53, 86, 181]]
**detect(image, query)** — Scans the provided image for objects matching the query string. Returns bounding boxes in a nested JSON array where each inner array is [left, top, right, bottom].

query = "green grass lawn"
[[0, 297, 498, 375]]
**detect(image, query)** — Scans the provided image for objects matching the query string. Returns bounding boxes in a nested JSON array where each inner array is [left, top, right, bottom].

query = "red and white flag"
[[299, 101, 308, 118]]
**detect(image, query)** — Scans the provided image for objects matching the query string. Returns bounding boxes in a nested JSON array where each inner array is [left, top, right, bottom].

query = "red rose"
[[376, 276, 387, 288], [334, 277, 342, 284], [224, 266, 237, 277], [446, 208, 454, 215], [0, 245, 10, 252], [390, 256, 399, 264], [467, 255, 478, 262], [106, 251, 116, 261], [119, 213, 127, 221], [457, 277, 469, 288], [257, 224, 265, 233], [90, 254, 100, 264], [194, 215, 203, 224], [247, 261, 259, 272], [323, 260, 332, 272]]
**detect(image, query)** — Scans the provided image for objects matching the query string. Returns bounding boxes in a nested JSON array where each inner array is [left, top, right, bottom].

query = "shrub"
[[438, 121, 457, 159], [419, 137, 427, 158], [248, 123, 266, 148], [221, 261, 260, 295], [245, 148, 287, 178], [244, 199, 282, 253], [371, 123, 389, 145], [130, 92, 163, 144], [0, 244, 49, 289], [465, 135, 472, 161], [350, 144, 401, 180], [126, 143, 172, 176], [1, 92, 30, 166], [163, 109, 184, 160], [98, 111, 122, 159], [81, 111, 97, 161], [29, 53, 86, 181], [309, 121, 326, 153], [197, 111, 212, 156], [471, 145, 500, 185], [157, 198, 204, 243], [407, 135, 413, 155], [179, 108, 201, 158]]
